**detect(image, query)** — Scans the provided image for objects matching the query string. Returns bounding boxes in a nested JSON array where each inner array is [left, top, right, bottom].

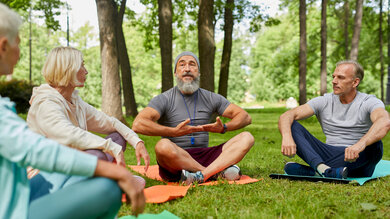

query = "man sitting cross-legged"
[[279, 60, 390, 179], [132, 51, 255, 185]]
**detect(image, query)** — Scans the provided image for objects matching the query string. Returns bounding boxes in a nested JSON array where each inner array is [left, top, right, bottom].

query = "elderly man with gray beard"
[[133, 52, 254, 185]]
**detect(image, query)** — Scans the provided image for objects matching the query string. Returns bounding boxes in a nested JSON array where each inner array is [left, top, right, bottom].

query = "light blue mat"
[[270, 160, 390, 185], [119, 210, 180, 219], [348, 160, 390, 185]]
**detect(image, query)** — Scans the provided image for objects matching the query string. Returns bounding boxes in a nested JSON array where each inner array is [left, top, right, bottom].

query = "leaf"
[[360, 203, 377, 211]]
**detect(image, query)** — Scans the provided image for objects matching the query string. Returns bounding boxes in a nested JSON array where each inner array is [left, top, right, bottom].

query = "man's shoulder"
[[356, 92, 384, 108], [198, 88, 226, 99], [153, 87, 177, 100], [308, 93, 333, 103], [356, 92, 378, 101], [198, 87, 212, 93]]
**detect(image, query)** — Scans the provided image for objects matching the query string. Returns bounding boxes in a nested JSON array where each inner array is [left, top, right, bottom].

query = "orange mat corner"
[[129, 165, 163, 181], [144, 185, 191, 203]]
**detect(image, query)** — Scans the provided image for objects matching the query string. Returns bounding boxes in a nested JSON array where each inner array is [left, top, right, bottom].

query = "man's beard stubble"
[[176, 72, 200, 94]]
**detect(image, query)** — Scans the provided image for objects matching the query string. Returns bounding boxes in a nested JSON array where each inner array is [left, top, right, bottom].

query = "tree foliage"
[[4, 0, 388, 112], [250, 1, 387, 102], [1, 0, 64, 31]]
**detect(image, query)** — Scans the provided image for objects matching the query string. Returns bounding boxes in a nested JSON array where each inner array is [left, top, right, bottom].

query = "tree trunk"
[[96, 0, 125, 121], [320, 0, 327, 96], [116, 0, 138, 117], [158, 0, 173, 92], [218, 0, 234, 98], [350, 0, 363, 61], [344, 0, 350, 59], [386, 0, 390, 104], [379, 0, 384, 101], [299, 0, 307, 105], [198, 0, 215, 92]]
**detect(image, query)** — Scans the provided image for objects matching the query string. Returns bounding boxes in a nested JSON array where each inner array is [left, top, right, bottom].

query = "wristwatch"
[[221, 123, 228, 134]]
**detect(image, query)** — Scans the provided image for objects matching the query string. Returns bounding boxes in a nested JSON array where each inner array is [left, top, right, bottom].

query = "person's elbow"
[[131, 119, 142, 134], [384, 118, 390, 134], [244, 112, 252, 125], [279, 111, 290, 123]]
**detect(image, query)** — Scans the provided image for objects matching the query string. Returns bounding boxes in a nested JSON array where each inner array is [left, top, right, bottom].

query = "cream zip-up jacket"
[[27, 84, 142, 157]]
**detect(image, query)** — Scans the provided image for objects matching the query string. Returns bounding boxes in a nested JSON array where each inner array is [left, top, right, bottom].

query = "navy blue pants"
[[291, 121, 383, 177]]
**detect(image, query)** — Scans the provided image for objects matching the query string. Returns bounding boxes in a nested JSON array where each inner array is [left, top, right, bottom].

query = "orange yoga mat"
[[128, 165, 261, 204], [129, 165, 260, 185]]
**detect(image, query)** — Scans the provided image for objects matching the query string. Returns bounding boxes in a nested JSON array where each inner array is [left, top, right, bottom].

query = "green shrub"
[[0, 79, 35, 113]]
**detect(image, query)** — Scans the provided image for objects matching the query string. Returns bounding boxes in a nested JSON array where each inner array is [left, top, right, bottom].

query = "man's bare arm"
[[202, 103, 251, 133], [279, 104, 315, 157], [132, 107, 204, 137], [345, 108, 390, 161]]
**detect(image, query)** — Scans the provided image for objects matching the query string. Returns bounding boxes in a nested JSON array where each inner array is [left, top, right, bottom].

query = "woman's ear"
[[0, 37, 8, 53]]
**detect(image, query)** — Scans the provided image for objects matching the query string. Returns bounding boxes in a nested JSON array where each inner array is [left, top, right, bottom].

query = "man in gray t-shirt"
[[133, 52, 254, 184], [279, 60, 390, 179]]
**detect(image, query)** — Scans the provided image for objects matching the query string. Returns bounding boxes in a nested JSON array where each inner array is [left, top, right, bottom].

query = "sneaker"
[[132, 175, 146, 191], [284, 162, 316, 176], [220, 165, 242, 181], [180, 170, 205, 185], [322, 167, 348, 179]]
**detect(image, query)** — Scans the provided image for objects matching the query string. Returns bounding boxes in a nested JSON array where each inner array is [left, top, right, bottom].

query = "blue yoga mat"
[[270, 160, 390, 185], [119, 210, 180, 219]]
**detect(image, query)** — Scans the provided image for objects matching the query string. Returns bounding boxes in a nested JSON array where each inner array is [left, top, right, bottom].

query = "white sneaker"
[[133, 175, 146, 191], [220, 165, 242, 181]]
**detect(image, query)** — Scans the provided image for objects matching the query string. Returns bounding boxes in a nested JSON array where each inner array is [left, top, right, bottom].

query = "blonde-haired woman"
[[27, 47, 149, 191], [1, 4, 144, 218]]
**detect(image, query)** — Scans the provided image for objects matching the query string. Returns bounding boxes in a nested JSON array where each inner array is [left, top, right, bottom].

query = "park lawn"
[[120, 107, 390, 218]]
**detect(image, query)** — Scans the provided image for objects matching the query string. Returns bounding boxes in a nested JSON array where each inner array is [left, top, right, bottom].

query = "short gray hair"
[[0, 3, 22, 45], [336, 60, 364, 82]]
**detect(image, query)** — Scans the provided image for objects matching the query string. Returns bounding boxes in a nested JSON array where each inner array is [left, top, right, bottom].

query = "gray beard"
[[176, 75, 200, 94]]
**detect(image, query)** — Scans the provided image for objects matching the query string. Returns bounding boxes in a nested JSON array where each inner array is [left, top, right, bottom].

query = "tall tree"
[[198, 0, 216, 92], [379, 0, 384, 101], [115, 0, 138, 117], [350, 0, 363, 61], [96, 0, 125, 122], [387, 0, 390, 104], [299, 0, 307, 105], [218, 0, 234, 98], [158, 0, 173, 92], [320, 0, 327, 95], [343, 0, 350, 59]]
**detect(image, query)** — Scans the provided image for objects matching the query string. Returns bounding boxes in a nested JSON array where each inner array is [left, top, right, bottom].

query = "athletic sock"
[[317, 163, 330, 176]]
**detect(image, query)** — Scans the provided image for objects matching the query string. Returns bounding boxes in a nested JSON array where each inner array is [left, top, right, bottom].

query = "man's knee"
[[291, 121, 308, 139], [232, 131, 254, 153], [291, 120, 301, 130], [240, 131, 255, 148], [155, 139, 178, 159]]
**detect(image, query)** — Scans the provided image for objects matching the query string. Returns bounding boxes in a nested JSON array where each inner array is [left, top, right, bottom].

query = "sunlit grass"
[[120, 107, 390, 218]]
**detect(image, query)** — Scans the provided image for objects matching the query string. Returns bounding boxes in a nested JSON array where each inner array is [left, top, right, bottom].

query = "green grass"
[[120, 108, 390, 218]]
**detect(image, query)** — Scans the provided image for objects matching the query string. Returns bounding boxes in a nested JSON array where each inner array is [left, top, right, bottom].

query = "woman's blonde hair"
[[42, 47, 83, 87]]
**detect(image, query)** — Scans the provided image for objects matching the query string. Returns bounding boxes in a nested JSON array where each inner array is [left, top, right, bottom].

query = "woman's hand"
[[114, 151, 126, 167], [135, 142, 150, 171], [94, 160, 145, 216], [117, 171, 146, 216]]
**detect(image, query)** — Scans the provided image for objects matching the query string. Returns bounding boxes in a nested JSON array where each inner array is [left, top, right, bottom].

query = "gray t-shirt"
[[307, 92, 384, 146], [148, 86, 230, 149]]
